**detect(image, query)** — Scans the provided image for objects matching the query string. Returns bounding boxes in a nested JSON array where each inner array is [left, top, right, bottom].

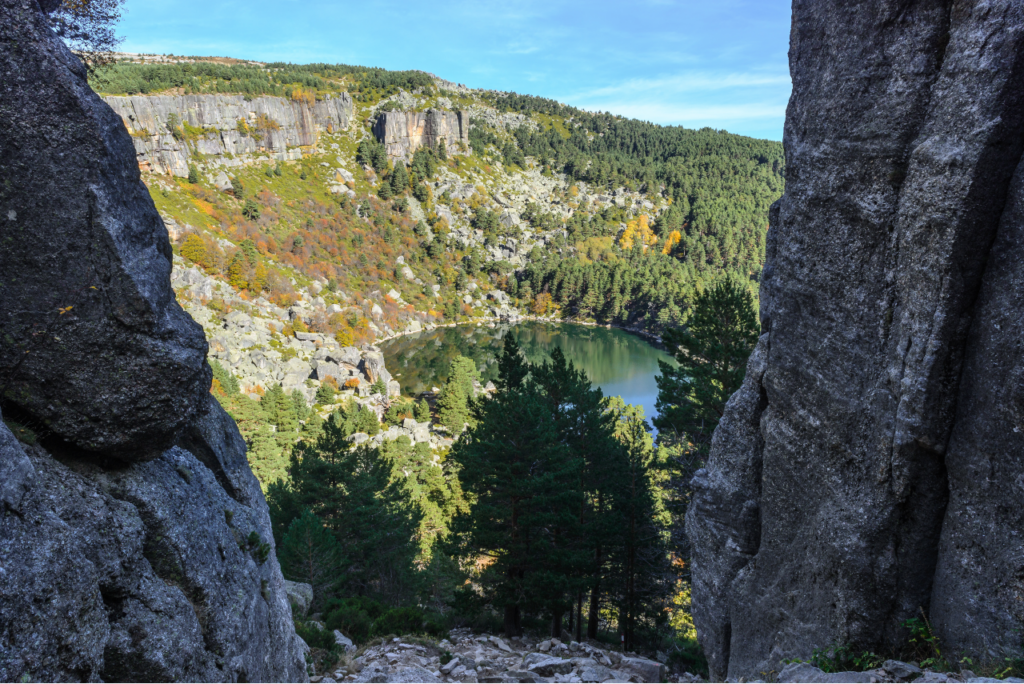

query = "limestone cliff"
[[373, 108, 469, 159], [0, 0, 308, 680], [686, 1, 1024, 680], [104, 92, 353, 176]]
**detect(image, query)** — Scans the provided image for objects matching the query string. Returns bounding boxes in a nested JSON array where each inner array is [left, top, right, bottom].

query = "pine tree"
[[187, 164, 200, 184], [448, 336, 583, 637], [291, 388, 309, 422], [436, 376, 468, 434], [604, 400, 671, 650], [315, 383, 336, 405], [654, 277, 760, 448], [437, 137, 448, 162], [390, 163, 409, 194], [279, 508, 345, 610], [273, 415, 420, 601], [414, 399, 431, 422]]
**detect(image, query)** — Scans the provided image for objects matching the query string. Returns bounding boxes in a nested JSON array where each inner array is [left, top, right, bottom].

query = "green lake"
[[380, 321, 676, 427]]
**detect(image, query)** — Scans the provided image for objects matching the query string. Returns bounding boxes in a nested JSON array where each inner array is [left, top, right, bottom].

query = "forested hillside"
[[83, 56, 781, 675]]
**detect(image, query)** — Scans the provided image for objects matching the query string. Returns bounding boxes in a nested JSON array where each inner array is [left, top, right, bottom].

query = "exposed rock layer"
[[686, 1, 1024, 680], [104, 93, 353, 176], [0, 0, 209, 458], [373, 108, 469, 159]]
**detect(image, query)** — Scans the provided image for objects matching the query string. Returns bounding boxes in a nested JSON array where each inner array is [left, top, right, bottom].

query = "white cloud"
[[573, 101, 787, 126], [570, 72, 790, 99]]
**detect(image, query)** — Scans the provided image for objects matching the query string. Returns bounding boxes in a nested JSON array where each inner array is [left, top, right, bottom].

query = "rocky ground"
[[777, 662, 1024, 684], [311, 629, 679, 684]]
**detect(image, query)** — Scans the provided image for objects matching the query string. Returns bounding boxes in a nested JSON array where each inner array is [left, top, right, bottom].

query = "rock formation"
[[1, 0, 211, 458], [373, 108, 469, 159], [0, 0, 308, 680], [104, 92, 353, 176], [686, 1, 1024, 680]]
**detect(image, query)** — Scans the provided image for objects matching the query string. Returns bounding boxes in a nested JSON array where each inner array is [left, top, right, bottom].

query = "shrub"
[[370, 607, 447, 639], [295, 621, 336, 651], [325, 597, 386, 644]]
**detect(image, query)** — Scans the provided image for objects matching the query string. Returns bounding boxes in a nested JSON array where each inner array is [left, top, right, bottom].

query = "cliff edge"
[[0, 0, 308, 680], [686, 2, 1024, 680]]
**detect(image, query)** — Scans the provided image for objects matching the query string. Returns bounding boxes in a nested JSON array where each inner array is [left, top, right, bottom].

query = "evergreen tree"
[[436, 375, 469, 435], [436, 355, 480, 434], [390, 163, 409, 194], [448, 336, 583, 637], [279, 508, 346, 610], [315, 383, 336, 405], [654, 278, 760, 448], [437, 137, 448, 162], [291, 388, 309, 421], [210, 359, 240, 395], [187, 164, 200, 184], [604, 400, 671, 650], [414, 399, 431, 422], [272, 414, 420, 602]]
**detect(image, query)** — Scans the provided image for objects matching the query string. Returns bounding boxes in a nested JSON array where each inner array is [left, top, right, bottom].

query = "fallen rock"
[[525, 655, 572, 677], [619, 656, 664, 683], [778, 663, 873, 683], [883, 660, 923, 680]]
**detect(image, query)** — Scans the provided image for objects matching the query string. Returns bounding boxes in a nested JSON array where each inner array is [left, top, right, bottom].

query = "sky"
[[118, 0, 793, 141]]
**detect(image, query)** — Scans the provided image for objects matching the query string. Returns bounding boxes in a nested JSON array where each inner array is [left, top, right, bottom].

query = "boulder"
[[0, 405, 308, 682], [686, 1, 1024, 680], [777, 663, 873, 683], [524, 654, 571, 676], [285, 580, 314, 617], [618, 656, 663, 683], [0, 0, 211, 459], [334, 630, 357, 653], [361, 351, 393, 386], [578, 664, 614, 682], [883, 660, 923, 680]]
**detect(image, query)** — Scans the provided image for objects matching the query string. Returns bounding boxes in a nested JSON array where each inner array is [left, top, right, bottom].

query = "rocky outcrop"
[[0, 0, 308, 680], [0, 402, 308, 682], [0, 0, 210, 458], [686, 1, 1024, 680], [373, 108, 469, 159], [104, 92, 353, 176]]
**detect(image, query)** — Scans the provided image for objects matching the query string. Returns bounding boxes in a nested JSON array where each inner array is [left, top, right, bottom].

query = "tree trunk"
[[575, 591, 584, 642], [587, 579, 600, 639], [504, 604, 522, 637], [551, 609, 563, 639]]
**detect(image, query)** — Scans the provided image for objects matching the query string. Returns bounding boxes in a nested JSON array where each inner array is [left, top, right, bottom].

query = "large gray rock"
[[777, 663, 873, 684], [373, 109, 469, 160], [0, 405, 308, 682], [0, 0, 210, 459], [687, 1, 1024, 680]]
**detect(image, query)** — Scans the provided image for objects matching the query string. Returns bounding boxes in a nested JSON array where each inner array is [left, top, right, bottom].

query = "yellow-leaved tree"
[[618, 215, 658, 251], [662, 229, 682, 255]]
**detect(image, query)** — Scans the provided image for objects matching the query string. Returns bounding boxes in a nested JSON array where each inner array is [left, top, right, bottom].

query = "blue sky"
[[118, 0, 792, 141]]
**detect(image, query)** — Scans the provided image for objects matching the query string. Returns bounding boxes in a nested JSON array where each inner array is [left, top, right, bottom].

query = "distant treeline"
[[469, 92, 784, 282], [88, 60, 435, 97]]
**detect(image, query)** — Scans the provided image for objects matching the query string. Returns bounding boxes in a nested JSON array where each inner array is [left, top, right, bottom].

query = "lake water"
[[380, 321, 676, 427]]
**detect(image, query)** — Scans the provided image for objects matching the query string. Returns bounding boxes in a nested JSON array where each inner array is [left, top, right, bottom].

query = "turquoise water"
[[380, 321, 676, 427]]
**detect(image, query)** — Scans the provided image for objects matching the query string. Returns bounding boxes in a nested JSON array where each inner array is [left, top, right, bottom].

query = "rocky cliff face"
[[104, 92, 353, 176], [0, 0, 308, 680], [373, 108, 469, 159], [686, 1, 1024, 680]]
